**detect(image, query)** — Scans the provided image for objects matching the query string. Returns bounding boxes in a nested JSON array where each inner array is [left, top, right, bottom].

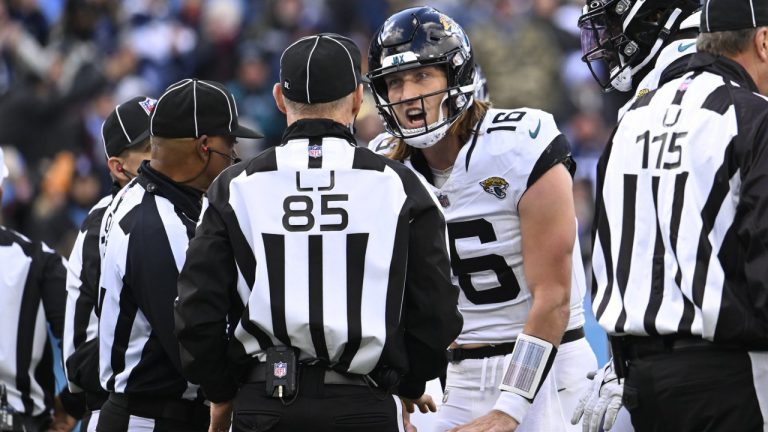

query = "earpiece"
[[117, 164, 123, 172], [202, 144, 209, 153]]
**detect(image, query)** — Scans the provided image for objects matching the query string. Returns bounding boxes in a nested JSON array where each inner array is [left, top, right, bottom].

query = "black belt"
[[446, 327, 584, 363], [107, 393, 209, 423], [246, 362, 368, 387], [85, 391, 107, 412], [612, 334, 744, 360]]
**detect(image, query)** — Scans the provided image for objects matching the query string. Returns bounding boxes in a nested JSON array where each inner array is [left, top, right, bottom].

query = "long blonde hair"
[[386, 100, 490, 162]]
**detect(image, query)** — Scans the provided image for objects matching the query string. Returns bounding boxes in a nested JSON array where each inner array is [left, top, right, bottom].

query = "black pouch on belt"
[[265, 346, 298, 399], [0, 384, 23, 432], [609, 336, 629, 379]]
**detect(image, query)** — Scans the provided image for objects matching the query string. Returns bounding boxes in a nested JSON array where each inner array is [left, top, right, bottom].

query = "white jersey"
[[618, 37, 697, 120], [367, 131, 397, 155], [373, 108, 586, 344]]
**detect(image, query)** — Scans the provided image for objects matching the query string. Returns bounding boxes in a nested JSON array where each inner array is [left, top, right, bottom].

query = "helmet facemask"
[[578, 1, 635, 91], [578, 0, 699, 92], [368, 62, 475, 149], [367, 6, 477, 149]]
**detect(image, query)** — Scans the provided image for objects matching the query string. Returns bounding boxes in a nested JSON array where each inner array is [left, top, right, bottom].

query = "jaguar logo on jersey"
[[308, 144, 322, 158], [480, 176, 509, 199], [273, 361, 287, 378]]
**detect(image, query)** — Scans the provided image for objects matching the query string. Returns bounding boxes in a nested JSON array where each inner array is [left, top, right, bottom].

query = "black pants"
[[80, 410, 96, 432], [623, 348, 764, 432], [96, 394, 209, 432], [13, 414, 50, 432], [233, 367, 401, 432]]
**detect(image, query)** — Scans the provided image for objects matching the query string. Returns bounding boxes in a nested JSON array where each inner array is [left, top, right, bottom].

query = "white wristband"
[[492, 390, 531, 424], [498, 333, 557, 400]]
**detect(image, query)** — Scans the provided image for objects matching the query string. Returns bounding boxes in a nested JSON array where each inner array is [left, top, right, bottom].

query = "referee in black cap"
[[63, 96, 155, 431], [97, 80, 261, 432], [588, 0, 768, 430], [174, 33, 462, 432]]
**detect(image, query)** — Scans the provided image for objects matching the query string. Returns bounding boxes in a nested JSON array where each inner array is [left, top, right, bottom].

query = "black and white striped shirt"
[[592, 52, 768, 348], [63, 194, 111, 399], [0, 226, 67, 416], [98, 161, 205, 400], [175, 119, 463, 402]]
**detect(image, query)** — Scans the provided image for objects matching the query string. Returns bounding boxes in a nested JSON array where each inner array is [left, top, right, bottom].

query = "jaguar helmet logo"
[[480, 176, 509, 199]]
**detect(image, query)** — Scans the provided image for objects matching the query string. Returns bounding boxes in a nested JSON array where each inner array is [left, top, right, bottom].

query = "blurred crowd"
[[0, 0, 631, 264]]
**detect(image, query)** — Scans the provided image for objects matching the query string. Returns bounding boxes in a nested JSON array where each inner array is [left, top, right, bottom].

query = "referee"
[[63, 96, 154, 431], [592, 0, 768, 430], [0, 147, 77, 432], [174, 33, 463, 432], [97, 80, 261, 432]]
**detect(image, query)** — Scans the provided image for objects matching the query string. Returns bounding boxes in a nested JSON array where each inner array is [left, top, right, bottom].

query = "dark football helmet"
[[367, 7, 476, 148], [578, 0, 700, 92]]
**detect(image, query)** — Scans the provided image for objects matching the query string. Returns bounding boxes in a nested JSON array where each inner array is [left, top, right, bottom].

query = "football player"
[[579, 0, 701, 118], [367, 63, 488, 158], [573, 1, 700, 431], [367, 7, 597, 432]]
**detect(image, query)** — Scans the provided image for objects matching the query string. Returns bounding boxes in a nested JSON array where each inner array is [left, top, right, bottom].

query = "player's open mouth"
[[404, 108, 427, 128]]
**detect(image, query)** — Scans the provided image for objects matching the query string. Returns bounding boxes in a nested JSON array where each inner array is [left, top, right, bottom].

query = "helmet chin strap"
[[610, 67, 634, 92], [630, 8, 682, 75], [612, 8, 683, 92]]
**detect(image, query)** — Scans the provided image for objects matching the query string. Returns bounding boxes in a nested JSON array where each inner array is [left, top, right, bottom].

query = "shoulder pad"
[[480, 108, 561, 154]]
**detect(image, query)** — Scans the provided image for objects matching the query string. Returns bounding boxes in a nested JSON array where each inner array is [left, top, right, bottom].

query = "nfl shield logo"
[[308, 145, 322, 158], [138, 97, 157, 115], [437, 193, 450, 208], [273, 361, 287, 378]]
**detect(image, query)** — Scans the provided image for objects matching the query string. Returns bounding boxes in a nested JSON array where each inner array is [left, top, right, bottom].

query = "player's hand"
[[208, 400, 233, 432], [402, 394, 437, 414], [402, 407, 417, 432], [47, 396, 77, 432], [449, 409, 519, 432], [571, 360, 624, 432]]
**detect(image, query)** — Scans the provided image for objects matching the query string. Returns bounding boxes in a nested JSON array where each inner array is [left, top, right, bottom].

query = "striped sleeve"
[[63, 197, 109, 393], [39, 242, 67, 339], [175, 198, 240, 403], [387, 160, 463, 398]]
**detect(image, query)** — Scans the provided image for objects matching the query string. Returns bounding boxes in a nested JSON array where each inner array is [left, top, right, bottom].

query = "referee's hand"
[[401, 394, 437, 414], [47, 395, 76, 432], [209, 400, 233, 432]]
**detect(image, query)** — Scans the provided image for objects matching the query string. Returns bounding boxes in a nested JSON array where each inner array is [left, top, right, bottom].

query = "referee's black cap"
[[102, 96, 156, 158], [702, 0, 768, 32], [150, 78, 262, 139], [280, 33, 363, 104]]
